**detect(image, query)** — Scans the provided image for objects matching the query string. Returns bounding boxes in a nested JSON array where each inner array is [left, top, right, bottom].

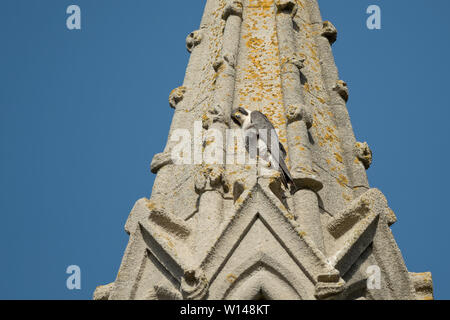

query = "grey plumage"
[[231, 108, 294, 189]]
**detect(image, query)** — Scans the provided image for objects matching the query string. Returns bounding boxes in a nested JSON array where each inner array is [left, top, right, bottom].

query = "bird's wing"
[[250, 111, 287, 159], [251, 111, 293, 187]]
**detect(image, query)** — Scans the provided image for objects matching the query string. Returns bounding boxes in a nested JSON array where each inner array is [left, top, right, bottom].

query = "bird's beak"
[[231, 110, 241, 126]]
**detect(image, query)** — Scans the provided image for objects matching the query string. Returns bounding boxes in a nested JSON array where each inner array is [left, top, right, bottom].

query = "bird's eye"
[[235, 114, 240, 118]]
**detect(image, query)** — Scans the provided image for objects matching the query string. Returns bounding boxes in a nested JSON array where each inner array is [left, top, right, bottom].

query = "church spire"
[[95, 0, 433, 300]]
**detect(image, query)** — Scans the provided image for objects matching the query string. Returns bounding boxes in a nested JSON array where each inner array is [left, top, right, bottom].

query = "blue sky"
[[0, 0, 448, 299]]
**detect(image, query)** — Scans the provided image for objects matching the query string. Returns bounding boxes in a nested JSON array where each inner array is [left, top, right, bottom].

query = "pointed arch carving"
[[221, 252, 309, 300], [227, 269, 300, 300]]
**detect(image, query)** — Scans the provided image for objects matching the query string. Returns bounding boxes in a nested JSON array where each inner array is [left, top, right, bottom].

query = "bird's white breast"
[[242, 115, 252, 130]]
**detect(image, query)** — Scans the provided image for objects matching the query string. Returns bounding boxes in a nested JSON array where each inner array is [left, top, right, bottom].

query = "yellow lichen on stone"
[[226, 274, 238, 284], [334, 152, 343, 164], [336, 174, 349, 187]]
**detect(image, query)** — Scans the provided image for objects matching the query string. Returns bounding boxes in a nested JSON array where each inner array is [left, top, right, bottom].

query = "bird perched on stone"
[[231, 107, 294, 189]]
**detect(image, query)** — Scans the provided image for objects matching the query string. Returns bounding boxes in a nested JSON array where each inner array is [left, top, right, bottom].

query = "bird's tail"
[[279, 157, 295, 190]]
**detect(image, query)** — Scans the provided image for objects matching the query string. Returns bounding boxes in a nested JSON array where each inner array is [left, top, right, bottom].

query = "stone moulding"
[[147, 205, 191, 239], [199, 183, 339, 284], [327, 192, 381, 276], [327, 188, 382, 239], [97, 176, 431, 300], [98, 180, 351, 300]]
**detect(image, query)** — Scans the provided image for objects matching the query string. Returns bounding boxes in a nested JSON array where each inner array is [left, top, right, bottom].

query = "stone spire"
[[94, 0, 433, 300]]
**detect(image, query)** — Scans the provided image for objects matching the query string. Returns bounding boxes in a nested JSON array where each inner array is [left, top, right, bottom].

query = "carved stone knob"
[[354, 141, 373, 170], [286, 104, 313, 129], [150, 152, 173, 174], [322, 21, 337, 45], [169, 86, 186, 109], [194, 170, 208, 194], [222, 0, 243, 20], [276, 0, 298, 17], [195, 166, 226, 194], [213, 58, 224, 73], [180, 269, 209, 300], [209, 166, 224, 189], [291, 56, 305, 70], [333, 80, 349, 102], [203, 105, 227, 129], [186, 30, 203, 53], [386, 207, 397, 227], [282, 53, 305, 70], [213, 53, 236, 72]]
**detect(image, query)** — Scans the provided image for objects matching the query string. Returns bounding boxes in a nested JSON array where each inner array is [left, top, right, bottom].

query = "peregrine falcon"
[[231, 107, 294, 189]]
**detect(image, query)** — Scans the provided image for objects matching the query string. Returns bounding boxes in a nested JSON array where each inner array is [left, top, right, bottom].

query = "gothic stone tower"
[[94, 0, 433, 300]]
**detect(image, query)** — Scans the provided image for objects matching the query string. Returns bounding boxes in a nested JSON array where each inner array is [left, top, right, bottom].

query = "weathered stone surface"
[[93, 283, 114, 301], [410, 272, 434, 300], [315, 279, 345, 300], [96, 0, 432, 300]]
